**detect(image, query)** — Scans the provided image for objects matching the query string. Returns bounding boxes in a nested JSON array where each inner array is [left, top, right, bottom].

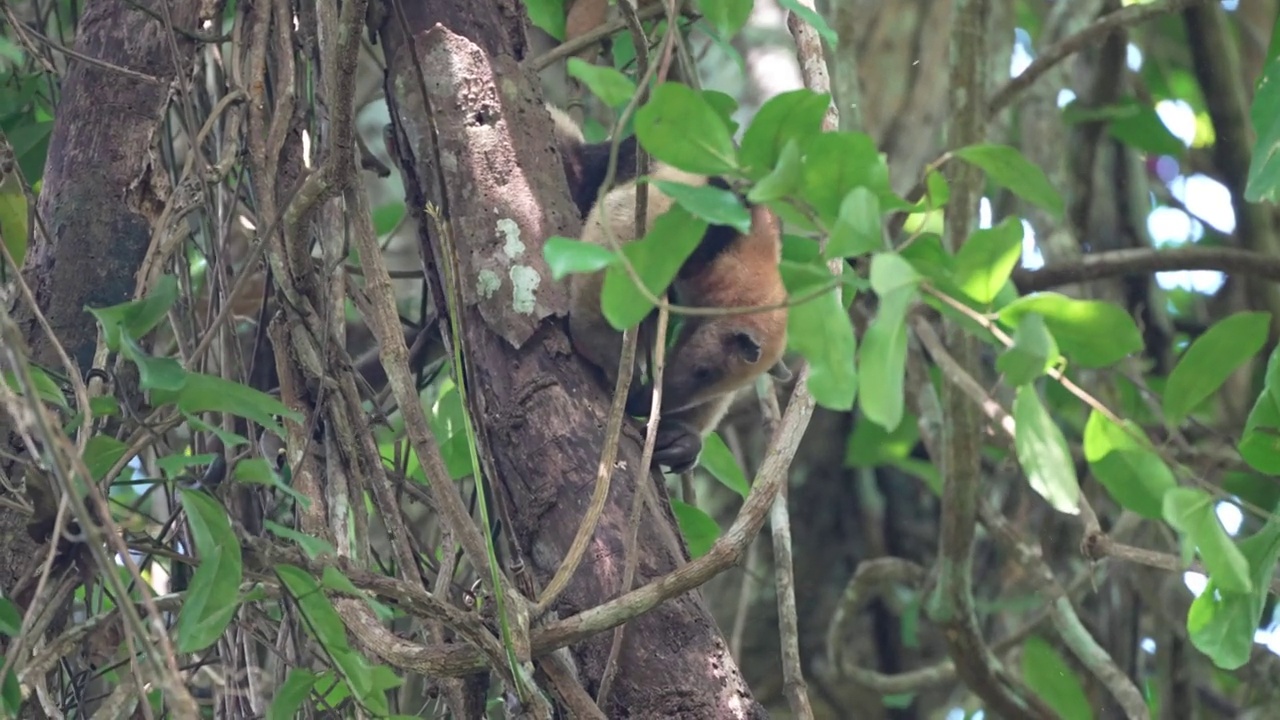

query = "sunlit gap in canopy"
[[1003, 38, 1234, 298]]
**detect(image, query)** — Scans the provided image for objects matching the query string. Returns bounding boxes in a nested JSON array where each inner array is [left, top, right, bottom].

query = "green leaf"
[[1013, 386, 1080, 514], [89, 395, 120, 419], [651, 179, 752, 233], [181, 487, 240, 555], [276, 564, 350, 650], [858, 254, 921, 430], [1164, 311, 1271, 426], [4, 365, 69, 410], [267, 669, 318, 720], [85, 275, 180, 351], [266, 521, 337, 560], [952, 217, 1024, 305], [1162, 487, 1253, 594], [952, 144, 1064, 220], [998, 293, 1143, 368], [1186, 518, 1280, 670], [699, 0, 754, 40], [525, 0, 566, 40], [428, 383, 477, 480], [739, 88, 832, 176], [996, 313, 1059, 386], [175, 489, 243, 653], [174, 544, 241, 653], [869, 252, 922, 297], [1, 662, 18, 716], [1108, 102, 1188, 157], [635, 83, 738, 175], [775, 0, 838, 46], [670, 498, 720, 558], [747, 138, 804, 204], [1239, 345, 1280, 473], [799, 132, 899, 224], [567, 58, 637, 107], [0, 180, 28, 270], [186, 415, 250, 451], [234, 457, 310, 509], [0, 597, 20, 636], [155, 372, 301, 436], [1246, 55, 1280, 203], [600, 204, 707, 329], [1082, 410, 1177, 519], [156, 452, 218, 477], [543, 236, 618, 280], [83, 434, 129, 483], [699, 432, 749, 497], [1021, 636, 1094, 720], [0, 35, 23, 64], [7, 121, 51, 184], [1062, 98, 1187, 157], [276, 565, 390, 715], [701, 90, 741, 134], [371, 203, 406, 236], [845, 410, 919, 467], [825, 187, 883, 259], [785, 261, 857, 410], [119, 335, 188, 392], [924, 169, 950, 208]]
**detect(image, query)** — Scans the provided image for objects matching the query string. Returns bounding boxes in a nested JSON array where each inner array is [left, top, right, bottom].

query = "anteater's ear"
[[768, 360, 792, 381], [731, 331, 763, 364]]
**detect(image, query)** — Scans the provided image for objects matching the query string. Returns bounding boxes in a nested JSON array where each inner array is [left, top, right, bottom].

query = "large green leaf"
[[1162, 488, 1252, 594], [952, 217, 1024, 305], [952, 144, 1064, 219], [1246, 55, 1280, 203], [784, 258, 857, 411], [858, 254, 920, 430], [1164, 311, 1271, 426], [567, 58, 636, 107], [1082, 410, 1176, 519], [670, 499, 720, 558], [1186, 516, 1280, 670], [635, 83, 738, 175], [1013, 386, 1080, 514], [543, 237, 618, 280], [996, 313, 1058, 387], [739, 88, 832, 177], [599, 204, 706, 329], [1021, 636, 1094, 720], [175, 489, 243, 654], [825, 187, 883, 259], [998, 293, 1143, 368]]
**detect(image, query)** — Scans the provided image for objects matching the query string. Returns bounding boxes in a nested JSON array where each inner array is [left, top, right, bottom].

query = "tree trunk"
[[1, 0, 204, 619], [377, 2, 765, 716]]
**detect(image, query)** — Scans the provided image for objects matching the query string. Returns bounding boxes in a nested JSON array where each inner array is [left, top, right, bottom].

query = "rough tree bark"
[[377, 1, 766, 717], [1, 0, 204, 614]]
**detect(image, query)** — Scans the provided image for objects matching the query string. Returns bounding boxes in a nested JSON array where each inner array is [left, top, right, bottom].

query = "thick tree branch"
[[1013, 246, 1280, 292]]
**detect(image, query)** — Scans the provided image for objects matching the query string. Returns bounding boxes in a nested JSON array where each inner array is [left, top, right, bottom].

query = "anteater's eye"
[[692, 367, 713, 384]]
